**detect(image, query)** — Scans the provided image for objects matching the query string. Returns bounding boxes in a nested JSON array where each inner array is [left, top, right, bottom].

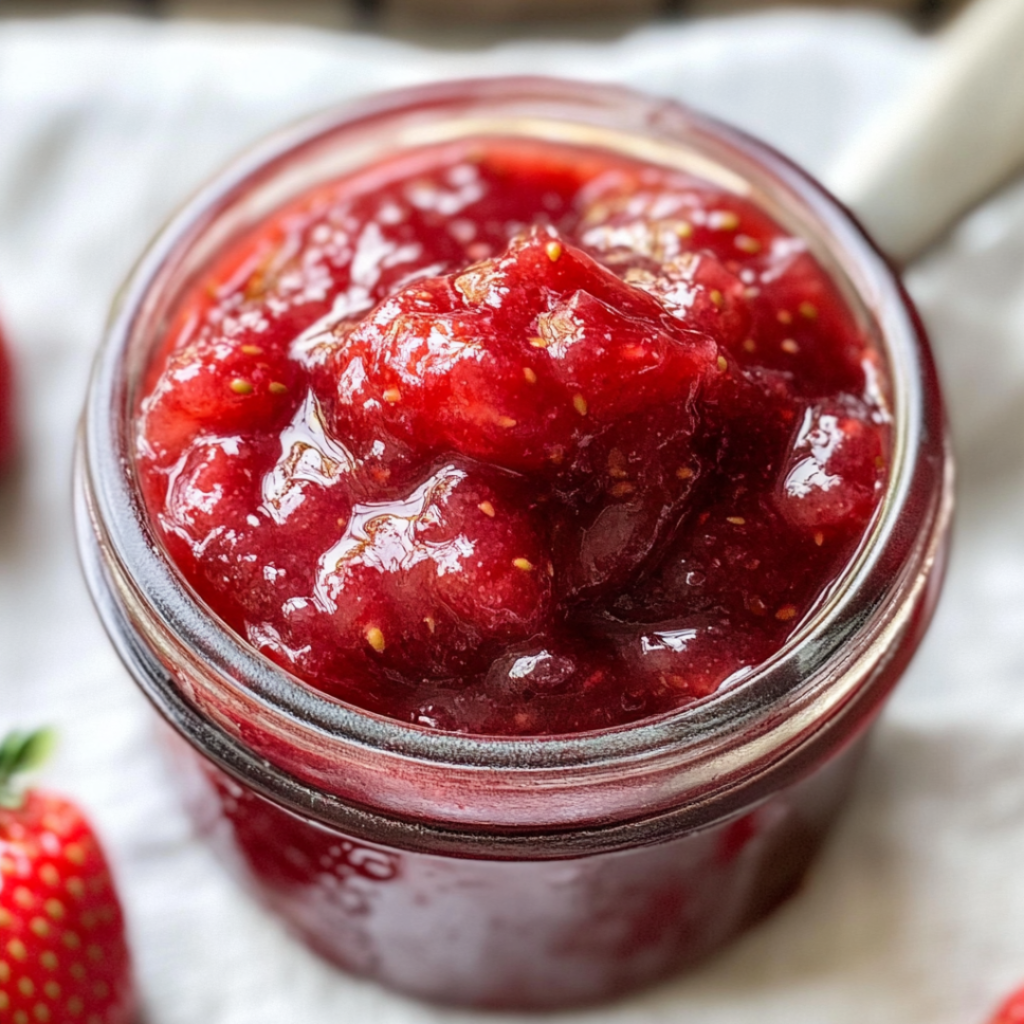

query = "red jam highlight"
[[137, 138, 889, 736]]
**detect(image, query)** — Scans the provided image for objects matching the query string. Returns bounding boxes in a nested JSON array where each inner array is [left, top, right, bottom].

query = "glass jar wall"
[[76, 78, 952, 1009]]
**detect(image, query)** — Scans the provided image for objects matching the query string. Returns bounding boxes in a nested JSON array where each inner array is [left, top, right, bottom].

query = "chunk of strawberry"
[[742, 246, 870, 396], [157, 427, 354, 630], [629, 494, 827, 631], [156, 434, 285, 625], [551, 405, 700, 602], [576, 182, 780, 276], [314, 273, 573, 468], [620, 252, 750, 351], [700, 363, 804, 493], [403, 642, 583, 734], [159, 435, 262, 549], [485, 642, 580, 697], [613, 615, 767, 707], [140, 327, 301, 464], [448, 227, 679, 326], [319, 230, 718, 473], [536, 287, 711, 421], [775, 399, 885, 531], [410, 637, 629, 736], [314, 462, 553, 677]]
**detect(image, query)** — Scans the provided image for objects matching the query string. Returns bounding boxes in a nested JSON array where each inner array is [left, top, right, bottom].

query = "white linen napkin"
[[1, 11, 1022, 1023]]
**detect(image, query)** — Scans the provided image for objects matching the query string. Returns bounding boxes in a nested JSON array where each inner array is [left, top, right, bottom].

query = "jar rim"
[[77, 76, 952, 838]]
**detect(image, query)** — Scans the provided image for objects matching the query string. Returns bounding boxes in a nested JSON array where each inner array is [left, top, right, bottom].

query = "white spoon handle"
[[828, 0, 1024, 265]]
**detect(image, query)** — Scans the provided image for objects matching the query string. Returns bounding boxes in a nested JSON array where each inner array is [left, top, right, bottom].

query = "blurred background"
[[0, 0, 973, 46]]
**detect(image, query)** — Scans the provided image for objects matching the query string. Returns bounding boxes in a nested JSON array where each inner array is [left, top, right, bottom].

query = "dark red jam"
[[137, 138, 889, 736]]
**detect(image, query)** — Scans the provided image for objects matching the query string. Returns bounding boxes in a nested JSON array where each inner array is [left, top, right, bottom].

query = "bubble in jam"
[[137, 137, 889, 736]]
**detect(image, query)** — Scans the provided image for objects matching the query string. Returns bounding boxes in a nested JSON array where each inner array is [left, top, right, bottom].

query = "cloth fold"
[[0, 11, 1021, 1023]]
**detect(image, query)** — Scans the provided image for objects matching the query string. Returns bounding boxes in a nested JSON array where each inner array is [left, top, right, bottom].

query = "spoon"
[[827, 0, 1024, 265]]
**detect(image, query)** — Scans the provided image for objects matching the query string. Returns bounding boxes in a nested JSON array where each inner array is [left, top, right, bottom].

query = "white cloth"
[[1, 11, 1022, 1023]]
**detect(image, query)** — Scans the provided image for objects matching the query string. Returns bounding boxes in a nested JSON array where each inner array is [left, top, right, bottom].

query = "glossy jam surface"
[[137, 138, 889, 736]]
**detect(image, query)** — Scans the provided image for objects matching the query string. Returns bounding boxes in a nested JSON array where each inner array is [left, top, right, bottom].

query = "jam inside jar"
[[77, 78, 952, 1009]]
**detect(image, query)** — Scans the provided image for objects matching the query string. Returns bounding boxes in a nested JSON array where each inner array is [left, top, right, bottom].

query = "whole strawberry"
[[990, 985, 1024, 1024], [0, 316, 13, 468], [0, 729, 136, 1024]]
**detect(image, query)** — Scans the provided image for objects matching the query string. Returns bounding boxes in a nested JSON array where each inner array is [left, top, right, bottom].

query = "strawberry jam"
[[83, 82, 950, 1011], [136, 138, 888, 736]]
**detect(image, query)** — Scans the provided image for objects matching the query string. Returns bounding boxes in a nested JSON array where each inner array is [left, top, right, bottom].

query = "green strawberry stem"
[[0, 727, 56, 809]]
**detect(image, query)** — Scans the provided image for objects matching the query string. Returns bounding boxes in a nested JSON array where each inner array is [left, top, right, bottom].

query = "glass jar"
[[75, 78, 952, 1010]]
